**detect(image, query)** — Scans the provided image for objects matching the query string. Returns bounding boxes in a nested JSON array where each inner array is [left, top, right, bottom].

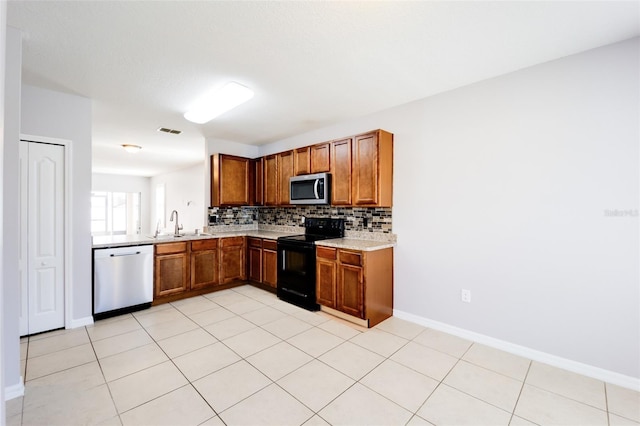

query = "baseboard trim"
[[68, 316, 93, 329], [5, 377, 24, 401], [393, 309, 640, 391]]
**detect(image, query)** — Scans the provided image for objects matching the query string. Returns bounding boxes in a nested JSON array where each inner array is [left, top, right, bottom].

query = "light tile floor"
[[7, 285, 640, 426]]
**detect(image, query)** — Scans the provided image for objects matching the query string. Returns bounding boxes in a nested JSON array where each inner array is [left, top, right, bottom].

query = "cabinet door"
[[352, 132, 378, 206], [294, 147, 310, 176], [155, 253, 189, 298], [277, 150, 294, 205], [252, 158, 263, 206], [310, 142, 330, 173], [219, 237, 246, 284], [211, 154, 250, 206], [264, 154, 278, 206], [191, 249, 218, 290], [262, 248, 278, 288], [352, 130, 393, 207], [248, 245, 262, 283], [337, 263, 364, 319], [316, 257, 337, 308], [331, 138, 352, 205]]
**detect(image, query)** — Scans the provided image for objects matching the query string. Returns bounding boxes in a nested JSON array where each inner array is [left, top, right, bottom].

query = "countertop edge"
[[314, 239, 396, 251], [93, 232, 396, 251]]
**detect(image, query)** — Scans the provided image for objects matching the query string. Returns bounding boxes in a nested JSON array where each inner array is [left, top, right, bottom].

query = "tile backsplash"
[[208, 206, 392, 233]]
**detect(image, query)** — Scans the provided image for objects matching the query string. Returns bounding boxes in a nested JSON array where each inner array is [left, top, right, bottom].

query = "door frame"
[[20, 134, 73, 331]]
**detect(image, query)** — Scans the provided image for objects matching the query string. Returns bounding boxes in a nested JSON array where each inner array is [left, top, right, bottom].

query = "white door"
[[19, 141, 65, 335]]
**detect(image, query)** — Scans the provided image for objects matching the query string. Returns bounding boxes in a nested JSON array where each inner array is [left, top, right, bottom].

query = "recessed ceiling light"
[[184, 81, 254, 124], [121, 144, 142, 153]]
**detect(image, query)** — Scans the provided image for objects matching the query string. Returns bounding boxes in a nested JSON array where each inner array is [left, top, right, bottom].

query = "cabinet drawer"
[[262, 239, 277, 251], [220, 236, 244, 247], [339, 250, 362, 266], [248, 237, 262, 248], [317, 246, 337, 260], [155, 241, 188, 255], [191, 238, 218, 251]]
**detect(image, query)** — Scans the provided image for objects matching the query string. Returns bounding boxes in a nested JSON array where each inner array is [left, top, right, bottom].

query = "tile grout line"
[[508, 359, 534, 425], [85, 324, 125, 425], [130, 302, 227, 423]]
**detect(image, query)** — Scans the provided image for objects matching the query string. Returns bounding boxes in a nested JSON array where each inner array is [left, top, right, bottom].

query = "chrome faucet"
[[169, 210, 183, 237]]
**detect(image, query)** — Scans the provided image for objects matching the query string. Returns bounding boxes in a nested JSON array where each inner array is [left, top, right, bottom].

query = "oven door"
[[277, 241, 319, 310]]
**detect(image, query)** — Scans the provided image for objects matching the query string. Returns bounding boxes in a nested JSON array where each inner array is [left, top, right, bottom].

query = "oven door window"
[[281, 248, 308, 276]]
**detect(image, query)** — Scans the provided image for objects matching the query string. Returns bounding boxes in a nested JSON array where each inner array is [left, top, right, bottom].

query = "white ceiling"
[[7, 1, 639, 177]]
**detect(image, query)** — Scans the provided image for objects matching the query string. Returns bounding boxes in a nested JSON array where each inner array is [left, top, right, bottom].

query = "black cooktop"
[[278, 217, 345, 244], [279, 233, 340, 243]]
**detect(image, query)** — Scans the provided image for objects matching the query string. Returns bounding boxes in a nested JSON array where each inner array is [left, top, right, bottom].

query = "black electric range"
[[277, 218, 345, 310]]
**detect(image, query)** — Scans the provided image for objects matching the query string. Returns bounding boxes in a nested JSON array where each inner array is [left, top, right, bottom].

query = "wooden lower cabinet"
[[247, 238, 278, 289], [316, 248, 337, 308], [337, 263, 364, 318], [262, 239, 278, 288], [316, 245, 393, 327], [155, 237, 247, 302], [155, 242, 189, 298], [248, 238, 263, 283], [219, 237, 246, 284], [190, 239, 218, 290]]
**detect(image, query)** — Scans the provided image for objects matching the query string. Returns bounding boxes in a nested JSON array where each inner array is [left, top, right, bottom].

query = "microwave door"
[[291, 180, 317, 201]]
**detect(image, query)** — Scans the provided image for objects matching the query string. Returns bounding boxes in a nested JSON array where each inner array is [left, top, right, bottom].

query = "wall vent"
[[157, 127, 182, 135]]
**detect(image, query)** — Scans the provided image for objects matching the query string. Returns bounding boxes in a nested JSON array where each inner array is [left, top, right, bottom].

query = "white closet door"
[[20, 141, 65, 335]]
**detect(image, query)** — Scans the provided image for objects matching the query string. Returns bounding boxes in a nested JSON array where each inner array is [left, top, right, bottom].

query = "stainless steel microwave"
[[290, 172, 330, 205]]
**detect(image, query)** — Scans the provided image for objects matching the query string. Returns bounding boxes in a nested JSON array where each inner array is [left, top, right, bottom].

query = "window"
[[91, 191, 141, 236]]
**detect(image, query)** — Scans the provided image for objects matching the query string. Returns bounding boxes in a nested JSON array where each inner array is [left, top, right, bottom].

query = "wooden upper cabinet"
[[251, 157, 264, 206], [331, 138, 352, 205], [294, 147, 311, 176], [263, 154, 278, 206], [211, 154, 250, 206], [352, 130, 393, 207], [310, 142, 330, 173], [277, 150, 294, 205]]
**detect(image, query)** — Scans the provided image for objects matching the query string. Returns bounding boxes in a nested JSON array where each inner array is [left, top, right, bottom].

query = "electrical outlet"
[[461, 289, 471, 303]]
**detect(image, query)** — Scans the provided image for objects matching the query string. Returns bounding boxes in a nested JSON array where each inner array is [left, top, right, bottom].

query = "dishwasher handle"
[[110, 251, 141, 257]]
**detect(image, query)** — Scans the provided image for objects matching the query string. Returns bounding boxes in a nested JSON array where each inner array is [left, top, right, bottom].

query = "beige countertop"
[[315, 238, 395, 251], [92, 229, 297, 249], [93, 228, 396, 252]]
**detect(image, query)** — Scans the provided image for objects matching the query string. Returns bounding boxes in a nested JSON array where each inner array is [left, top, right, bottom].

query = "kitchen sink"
[[146, 232, 213, 240]]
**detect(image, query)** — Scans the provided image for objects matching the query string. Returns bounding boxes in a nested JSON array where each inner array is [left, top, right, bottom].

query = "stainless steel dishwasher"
[[93, 244, 154, 320]]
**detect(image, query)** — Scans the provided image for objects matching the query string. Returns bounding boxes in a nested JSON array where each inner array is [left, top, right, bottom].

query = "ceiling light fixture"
[[184, 81, 254, 124], [121, 144, 142, 153]]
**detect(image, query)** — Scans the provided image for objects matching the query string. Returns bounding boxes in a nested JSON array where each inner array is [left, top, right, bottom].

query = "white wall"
[[150, 163, 206, 234], [259, 38, 640, 381], [2, 25, 22, 400], [92, 173, 151, 235], [0, 2, 8, 418], [21, 85, 93, 326]]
